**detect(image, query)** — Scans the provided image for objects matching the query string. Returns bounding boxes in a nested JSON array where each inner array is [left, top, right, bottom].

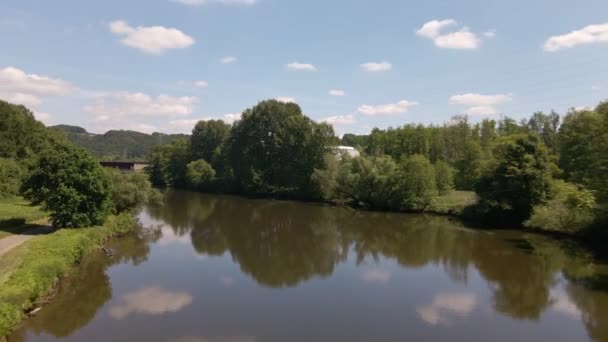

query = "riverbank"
[[0, 212, 140, 338]]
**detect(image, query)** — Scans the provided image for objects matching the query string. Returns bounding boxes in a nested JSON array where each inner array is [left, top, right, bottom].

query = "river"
[[8, 190, 608, 341]]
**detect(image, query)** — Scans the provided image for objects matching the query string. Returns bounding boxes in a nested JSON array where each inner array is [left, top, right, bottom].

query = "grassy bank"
[[0, 197, 47, 239], [427, 191, 479, 215], [0, 213, 139, 337]]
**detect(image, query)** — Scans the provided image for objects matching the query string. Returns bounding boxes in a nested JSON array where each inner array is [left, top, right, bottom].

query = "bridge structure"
[[99, 161, 150, 172]]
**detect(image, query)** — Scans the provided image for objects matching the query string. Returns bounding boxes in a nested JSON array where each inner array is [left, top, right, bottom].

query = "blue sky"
[[1, 0, 607, 135]]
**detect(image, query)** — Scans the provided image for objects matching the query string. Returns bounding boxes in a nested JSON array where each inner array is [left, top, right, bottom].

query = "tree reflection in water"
[[147, 190, 608, 339]]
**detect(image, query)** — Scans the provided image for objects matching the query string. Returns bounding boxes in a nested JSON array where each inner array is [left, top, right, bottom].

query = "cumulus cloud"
[[0, 66, 77, 124], [449, 93, 511, 116], [329, 89, 346, 96], [221, 56, 237, 64], [109, 20, 195, 54], [360, 61, 392, 72], [358, 100, 418, 116], [0, 66, 75, 96], [286, 62, 317, 71], [109, 287, 192, 320], [417, 293, 477, 325], [222, 112, 241, 123], [321, 114, 356, 125], [416, 19, 483, 49], [171, 0, 256, 6], [275, 96, 295, 103], [544, 23, 608, 52], [85, 92, 198, 118]]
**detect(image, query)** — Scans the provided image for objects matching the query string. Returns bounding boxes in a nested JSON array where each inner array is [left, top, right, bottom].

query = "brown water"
[[8, 190, 608, 342]]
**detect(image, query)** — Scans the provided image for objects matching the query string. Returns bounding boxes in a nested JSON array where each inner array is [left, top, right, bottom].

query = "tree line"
[[0, 100, 158, 228], [147, 99, 608, 236]]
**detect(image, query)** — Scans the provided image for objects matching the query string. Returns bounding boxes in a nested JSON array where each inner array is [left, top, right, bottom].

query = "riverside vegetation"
[[0, 100, 159, 337], [145, 99, 608, 237], [1, 96, 607, 336]]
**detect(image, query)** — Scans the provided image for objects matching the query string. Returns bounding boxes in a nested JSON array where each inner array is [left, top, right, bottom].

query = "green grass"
[[0, 213, 139, 337], [427, 190, 478, 215], [0, 197, 47, 239]]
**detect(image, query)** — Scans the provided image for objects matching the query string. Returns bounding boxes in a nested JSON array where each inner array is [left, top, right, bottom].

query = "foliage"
[[401, 155, 438, 210], [105, 168, 159, 213], [190, 120, 230, 165], [434, 160, 454, 195], [187, 159, 216, 190], [0, 213, 139, 337], [526, 180, 596, 234], [0, 158, 25, 199], [559, 105, 608, 202], [0, 100, 56, 160], [226, 100, 335, 197], [21, 143, 112, 228], [51, 125, 187, 161], [475, 134, 554, 225]]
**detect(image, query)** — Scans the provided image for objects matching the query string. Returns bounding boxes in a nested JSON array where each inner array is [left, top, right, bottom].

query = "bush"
[[525, 180, 596, 234], [0, 158, 25, 198], [105, 168, 159, 213], [21, 143, 112, 228], [187, 159, 216, 190], [434, 160, 455, 195], [401, 155, 438, 210]]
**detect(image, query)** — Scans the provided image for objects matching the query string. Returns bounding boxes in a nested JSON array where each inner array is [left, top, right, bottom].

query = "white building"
[[333, 146, 360, 158]]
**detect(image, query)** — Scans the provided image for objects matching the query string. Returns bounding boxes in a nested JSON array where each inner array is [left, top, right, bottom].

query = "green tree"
[[190, 120, 231, 164], [401, 155, 438, 210], [455, 140, 483, 190], [187, 159, 216, 190], [475, 134, 554, 225], [225, 100, 335, 197], [0, 158, 25, 198], [163, 139, 191, 188], [559, 106, 608, 202], [21, 143, 112, 228], [434, 160, 455, 195]]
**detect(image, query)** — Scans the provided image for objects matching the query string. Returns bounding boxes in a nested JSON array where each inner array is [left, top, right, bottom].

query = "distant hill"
[[51, 125, 188, 161]]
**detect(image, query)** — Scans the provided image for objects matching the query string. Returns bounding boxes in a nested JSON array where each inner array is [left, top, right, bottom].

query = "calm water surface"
[[9, 191, 608, 342]]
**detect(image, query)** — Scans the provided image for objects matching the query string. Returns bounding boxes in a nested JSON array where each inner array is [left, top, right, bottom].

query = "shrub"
[[525, 180, 596, 234], [401, 155, 438, 210], [186, 159, 216, 190], [0, 158, 25, 198], [105, 168, 159, 213], [434, 160, 455, 195]]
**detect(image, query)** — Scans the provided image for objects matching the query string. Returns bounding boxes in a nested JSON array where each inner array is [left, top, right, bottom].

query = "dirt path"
[[0, 225, 55, 257]]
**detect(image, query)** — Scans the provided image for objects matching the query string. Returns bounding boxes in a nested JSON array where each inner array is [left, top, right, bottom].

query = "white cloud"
[[321, 114, 356, 125], [194, 80, 209, 87], [484, 30, 496, 38], [286, 62, 317, 71], [360, 61, 392, 72], [34, 111, 51, 123], [450, 93, 511, 116], [358, 100, 418, 116], [361, 269, 392, 284], [0, 66, 75, 96], [449, 93, 511, 106], [109, 287, 192, 320], [416, 19, 481, 49], [109, 20, 195, 54], [222, 112, 241, 123], [329, 89, 346, 97], [0, 92, 42, 107], [85, 92, 198, 119], [171, 0, 256, 6], [544, 23, 608, 52], [417, 293, 477, 326], [221, 56, 237, 64], [275, 96, 295, 103], [592, 85, 601, 91]]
